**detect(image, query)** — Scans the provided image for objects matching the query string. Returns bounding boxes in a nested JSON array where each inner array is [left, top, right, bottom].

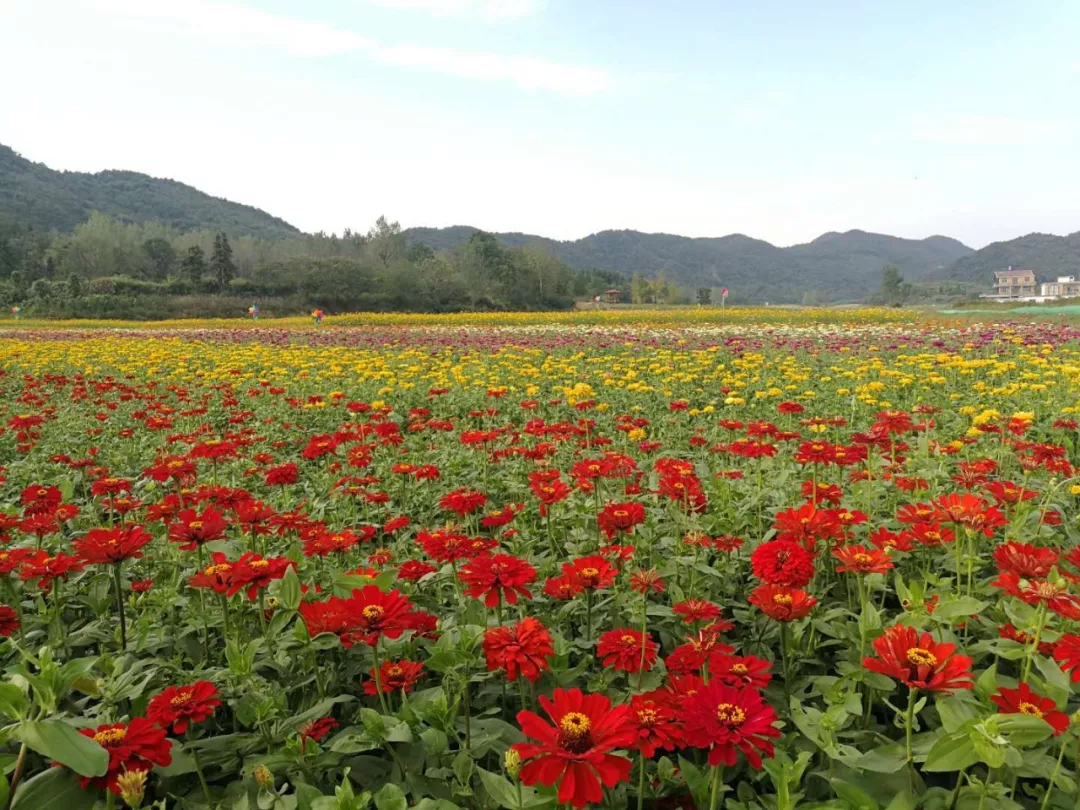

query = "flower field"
[[3, 314, 1080, 809]]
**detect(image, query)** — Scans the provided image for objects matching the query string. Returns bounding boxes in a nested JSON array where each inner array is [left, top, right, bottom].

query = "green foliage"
[[937, 231, 1080, 284]]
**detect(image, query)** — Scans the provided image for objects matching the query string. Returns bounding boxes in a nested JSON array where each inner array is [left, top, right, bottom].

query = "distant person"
[[249, 304, 260, 320], [10, 306, 20, 320], [312, 308, 324, 325]]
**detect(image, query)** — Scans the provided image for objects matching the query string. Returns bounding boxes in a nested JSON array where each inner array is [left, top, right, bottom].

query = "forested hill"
[[406, 226, 973, 302], [0, 144, 300, 239], [932, 232, 1080, 284]]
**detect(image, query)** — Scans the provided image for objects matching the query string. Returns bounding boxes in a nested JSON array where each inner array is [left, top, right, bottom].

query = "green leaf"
[[923, 731, 978, 772], [278, 566, 301, 611], [883, 791, 918, 810], [830, 778, 879, 810], [11, 768, 96, 810], [932, 597, 988, 620], [453, 750, 474, 785], [478, 767, 519, 810], [0, 684, 29, 720], [11, 720, 108, 777], [997, 714, 1053, 747], [974, 663, 998, 702], [936, 696, 979, 733], [374, 783, 407, 810], [295, 783, 326, 810], [1035, 655, 1071, 695], [858, 743, 908, 773]]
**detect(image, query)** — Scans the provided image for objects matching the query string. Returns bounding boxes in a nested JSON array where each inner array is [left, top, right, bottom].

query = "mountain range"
[[405, 226, 973, 302], [4, 141, 1079, 302]]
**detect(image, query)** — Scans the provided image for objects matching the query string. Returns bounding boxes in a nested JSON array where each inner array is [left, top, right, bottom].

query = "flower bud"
[[504, 748, 521, 779], [254, 764, 274, 789], [117, 768, 147, 809]]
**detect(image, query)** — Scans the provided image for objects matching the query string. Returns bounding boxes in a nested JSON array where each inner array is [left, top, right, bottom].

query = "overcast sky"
[[2, 0, 1079, 248]]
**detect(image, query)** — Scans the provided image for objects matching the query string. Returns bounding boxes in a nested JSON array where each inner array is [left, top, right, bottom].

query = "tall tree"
[[882, 264, 907, 307], [210, 232, 236, 289], [696, 286, 712, 305], [181, 245, 207, 284], [142, 238, 176, 279], [367, 216, 405, 268]]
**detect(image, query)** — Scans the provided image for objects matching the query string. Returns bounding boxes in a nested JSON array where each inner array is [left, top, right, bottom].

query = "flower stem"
[[636, 751, 647, 810], [905, 687, 918, 791], [112, 562, 127, 651], [371, 642, 391, 715], [708, 763, 724, 810], [1022, 603, 1047, 684], [192, 748, 214, 807], [1040, 737, 1066, 810]]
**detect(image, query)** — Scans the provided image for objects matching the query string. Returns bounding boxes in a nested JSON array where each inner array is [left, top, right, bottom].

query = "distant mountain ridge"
[[406, 225, 974, 303], [932, 232, 1080, 285], [0, 144, 300, 239]]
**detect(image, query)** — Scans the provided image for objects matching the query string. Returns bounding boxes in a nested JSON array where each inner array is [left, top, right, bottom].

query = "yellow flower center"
[[581, 567, 599, 578], [362, 605, 385, 621], [906, 647, 937, 667], [189, 521, 204, 530], [853, 553, 873, 565], [621, 634, 637, 644], [171, 690, 193, 705], [250, 560, 269, 570], [94, 727, 127, 745], [773, 593, 793, 605], [205, 564, 231, 576], [715, 703, 746, 726], [559, 712, 591, 738], [614, 510, 628, 518], [1019, 702, 1044, 718], [388, 665, 403, 677], [637, 708, 658, 726], [732, 663, 749, 674]]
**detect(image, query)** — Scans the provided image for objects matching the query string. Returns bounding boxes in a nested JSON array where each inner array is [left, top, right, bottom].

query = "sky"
[[2, 0, 1079, 248]]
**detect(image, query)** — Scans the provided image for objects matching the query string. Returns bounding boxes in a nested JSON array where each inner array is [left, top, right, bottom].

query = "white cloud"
[[93, 0, 608, 93], [364, 0, 544, 21], [912, 115, 1071, 146]]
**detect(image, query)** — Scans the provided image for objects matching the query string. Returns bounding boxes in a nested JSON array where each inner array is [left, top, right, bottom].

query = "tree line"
[[0, 213, 626, 319]]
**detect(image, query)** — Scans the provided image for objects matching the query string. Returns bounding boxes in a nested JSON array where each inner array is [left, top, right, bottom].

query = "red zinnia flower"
[[20, 484, 62, 515], [863, 625, 973, 694], [629, 694, 682, 757], [440, 488, 488, 516], [832, 545, 893, 576], [750, 539, 815, 587], [264, 462, 299, 486], [564, 555, 618, 591], [932, 493, 1008, 537], [74, 717, 172, 794], [229, 553, 294, 600], [991, 571, 1080, 620], [299, 717, 339, 744], [673, 599, 722, 624], [189, 552, 234, 594], [993, 542, 1058, 579], [0, 605, 19, 637], [73, 525, 154, 565], [147, 681, 221, 734], [748, 585, 817, 622], [364, 659, 425, 695], [596, 628, 658, 673], [458, 554, 537, 608], [1053, 634, 1080, 682], [629, 568, 665, 595], [483, 617, 554, 682], [681, 682, 780, 768], [512, 688, 637, 808], [398, 559, 437, 581], [707, 653, 773, 689], [990, 683, 1069, 736], [343, 585, 416, 647], [169, 507, 229, 551], [597, 503, 646, 539]]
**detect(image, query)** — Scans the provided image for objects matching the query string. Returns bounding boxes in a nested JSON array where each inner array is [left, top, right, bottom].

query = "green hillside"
[[0, 144, 301, 239], [933, 232, 1080, 285]]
